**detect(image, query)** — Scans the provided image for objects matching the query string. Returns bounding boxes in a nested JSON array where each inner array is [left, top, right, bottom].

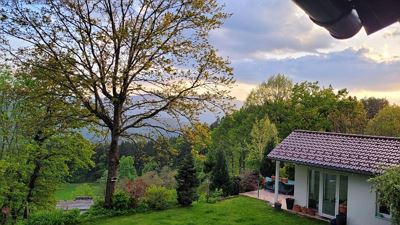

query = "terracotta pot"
[[301, 206, 308, 214], [307, 208, 316, 216], [293, 204, 301, 212], [271, 175, 276, 181], [281, 177, 288, 183]]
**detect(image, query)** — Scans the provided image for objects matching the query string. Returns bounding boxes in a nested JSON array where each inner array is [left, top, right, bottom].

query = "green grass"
[[55, 183, 104, 201], [83, 196, 327, 225]]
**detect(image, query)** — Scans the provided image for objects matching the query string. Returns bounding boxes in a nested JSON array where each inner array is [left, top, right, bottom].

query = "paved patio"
[[240, 189, 292, 209]]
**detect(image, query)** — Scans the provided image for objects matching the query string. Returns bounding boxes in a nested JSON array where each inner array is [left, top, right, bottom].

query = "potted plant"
[[285, 197, 295, 210], [281, 177, 289, 183], [274, 200, 282, 210], [293, 204, 301, 212]]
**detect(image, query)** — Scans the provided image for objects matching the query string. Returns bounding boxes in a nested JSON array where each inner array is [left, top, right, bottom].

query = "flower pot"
[[274, 202, 282, 210], [293, 204, 301, 212], [336, 213, 347, 225], [339, 204, 347, 215], [286, 198, 295, 210], [301, 206, 308, 214], [281, 177, 288, 183], [271, 175, 276, 181], [307, 208, 316, 216]]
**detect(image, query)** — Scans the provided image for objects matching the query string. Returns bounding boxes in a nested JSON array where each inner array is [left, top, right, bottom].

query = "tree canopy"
[[365, 105, 400, 137]]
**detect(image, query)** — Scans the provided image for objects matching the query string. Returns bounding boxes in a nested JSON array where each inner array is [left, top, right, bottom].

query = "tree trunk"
[[23, 161, 41, 218], [104, 130, 120, 208], [104, 104, 122, 208]]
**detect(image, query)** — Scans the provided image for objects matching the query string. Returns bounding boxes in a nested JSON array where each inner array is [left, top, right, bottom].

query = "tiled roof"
[[268, 130, 400, 174]]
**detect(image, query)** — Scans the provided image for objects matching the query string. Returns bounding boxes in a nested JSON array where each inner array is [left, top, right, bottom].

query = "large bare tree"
[[0, 0, 234, 207]]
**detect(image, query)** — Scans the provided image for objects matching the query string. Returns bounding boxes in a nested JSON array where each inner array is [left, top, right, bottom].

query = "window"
[[376, 193, 391, 220], [308, 170, 320, 209]]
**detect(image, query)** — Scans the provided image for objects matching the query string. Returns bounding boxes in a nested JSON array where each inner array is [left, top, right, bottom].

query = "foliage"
[[260, 137, 277, 177], [82, 196, 327, 225], [229, 176, 241, 196], [25, 209, 79, 225], [141, 171, 163, 188], [361, 97, 389, 119], [112, 192, 131, 211], [369, 166, 400, 225], [176, 153, 200, 206], [239, 171, 258, 192], [210, 150, 230, 195], [205, 188, 224, 204], [144, 186, 177, 210], [365, 106, 400, 137], [122, 179, 148, 208], [159, 167, 177, 189], [118, 156, 137, 181], [245, 74, 293, 106], [142, 162, 160, 174]]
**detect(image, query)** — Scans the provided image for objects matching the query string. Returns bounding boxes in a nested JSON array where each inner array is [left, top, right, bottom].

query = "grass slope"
[[84, 196, 327, 225], [55, 183, 104, 201]]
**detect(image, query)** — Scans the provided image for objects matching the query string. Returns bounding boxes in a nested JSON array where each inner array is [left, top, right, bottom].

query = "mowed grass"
[[84, 196, 327, 225], [55, 183, 104, 201]]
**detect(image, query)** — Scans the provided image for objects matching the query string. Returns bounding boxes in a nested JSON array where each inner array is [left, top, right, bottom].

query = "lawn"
[[83, 196, 327, 225], [55, 183, 104, 201]]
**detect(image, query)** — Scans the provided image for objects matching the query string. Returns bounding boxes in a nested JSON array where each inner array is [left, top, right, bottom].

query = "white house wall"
[[347, 174, 390, 225], [294, 164, 308, 207], [293, 164, 390, 225]]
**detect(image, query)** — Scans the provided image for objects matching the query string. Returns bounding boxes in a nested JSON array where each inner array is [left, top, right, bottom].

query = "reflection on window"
[[308, 170, 319, 209]]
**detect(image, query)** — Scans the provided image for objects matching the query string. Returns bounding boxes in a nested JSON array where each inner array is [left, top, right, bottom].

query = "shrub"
[[230, 176, 241, 195], [26, 209, 79, 225], [206, 188, 223, 203], [159, 166, 177, 189], [123, 178, 148, 207], [239, 171, 258, 192], [144, 186, 176, 210], [112, 191, 131, 210], [175, 153, 200, 206], [141, 171, 163, 187]]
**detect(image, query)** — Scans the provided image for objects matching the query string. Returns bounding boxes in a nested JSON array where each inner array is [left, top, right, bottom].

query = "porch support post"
[[274, 160, 280, 204]]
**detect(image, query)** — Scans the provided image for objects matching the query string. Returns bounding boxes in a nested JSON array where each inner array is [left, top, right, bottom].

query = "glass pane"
[[322, 173, 336, 216], [308, 170, 320, 209], [339, 176, 348, 215]]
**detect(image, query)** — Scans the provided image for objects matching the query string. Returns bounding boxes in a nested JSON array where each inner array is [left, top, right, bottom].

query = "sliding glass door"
[[322, 173, 337, 216]]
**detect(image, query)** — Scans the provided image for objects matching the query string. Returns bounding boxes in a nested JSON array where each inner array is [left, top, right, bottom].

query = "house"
[[268, 130, 400, 225]]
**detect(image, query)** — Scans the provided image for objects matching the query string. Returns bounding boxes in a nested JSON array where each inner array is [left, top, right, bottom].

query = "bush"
[[72, 183, 94, 198], [26, 209, 79, 225], [122, 178, 148, 208], [239, 171, 258, 192], [206, 188, 223, 203], [159, 166, 177, 189], [112, 191, 131, 210], [144, 186, 176, 210], [141, 171, 163, 187], [230, 176, 241, 195], [210, 150, 230, 196]]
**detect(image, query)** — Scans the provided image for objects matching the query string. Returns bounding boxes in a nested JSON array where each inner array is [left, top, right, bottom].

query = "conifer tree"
[[210, 149, 230, 195], [176, 152, 199, 206]]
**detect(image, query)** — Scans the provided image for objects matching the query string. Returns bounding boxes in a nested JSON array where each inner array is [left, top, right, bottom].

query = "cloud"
[[230, 47, 400, 95], [212, 0, 333, 60]]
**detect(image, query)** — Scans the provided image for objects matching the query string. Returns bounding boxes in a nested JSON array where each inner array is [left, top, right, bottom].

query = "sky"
[[210, 0, 400, 104]]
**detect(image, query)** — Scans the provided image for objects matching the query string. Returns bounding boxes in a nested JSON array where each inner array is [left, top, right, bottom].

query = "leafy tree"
[[210, 149, 230, 195], [365, 106, 400, 137], [361, 97, 389, 119], [247, 117, 278, 197], [260, 137, 277, 177], [369, 166, 400, 225], [175, 153, 199, 206], [118, 156, 137, 181], [1, 0, 234, 207], [245, 74, 293, 106]]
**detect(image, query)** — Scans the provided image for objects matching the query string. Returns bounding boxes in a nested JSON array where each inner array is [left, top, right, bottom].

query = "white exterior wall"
[[347, 174, 390, 225], [293, 164, 391, 225], [294, 164, 308, 207]]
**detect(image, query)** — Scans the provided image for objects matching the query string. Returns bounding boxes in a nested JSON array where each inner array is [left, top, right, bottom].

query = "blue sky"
[[211, 0, 400, 103]]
